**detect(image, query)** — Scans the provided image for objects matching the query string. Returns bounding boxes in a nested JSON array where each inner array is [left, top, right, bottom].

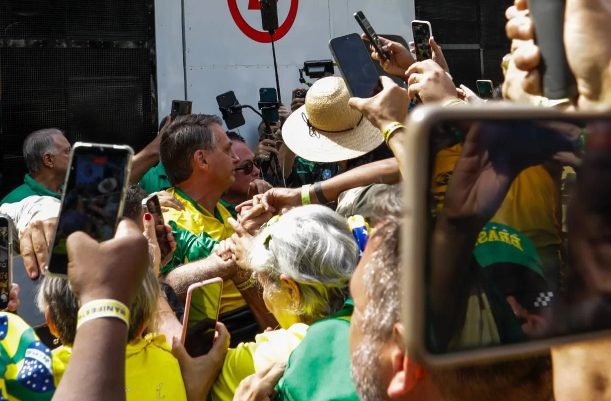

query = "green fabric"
[[1, 175, 60, 204], [219, 199, 237, 219], [160, 221, 220, 275], [139, 162, 171, 194], [474, 222, 544, 277], [274, 300, 359, 401]]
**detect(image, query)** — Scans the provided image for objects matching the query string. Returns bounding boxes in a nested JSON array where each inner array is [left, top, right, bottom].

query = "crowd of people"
[[0, 0, 609, 400]]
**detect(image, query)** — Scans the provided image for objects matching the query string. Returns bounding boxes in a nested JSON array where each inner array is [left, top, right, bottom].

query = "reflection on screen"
[[185, 282, 222, 357], [49, 148, 128, 276], [0, 222, 9, 308], [426, 118, 611, 354], [413, 24, 431, 61]]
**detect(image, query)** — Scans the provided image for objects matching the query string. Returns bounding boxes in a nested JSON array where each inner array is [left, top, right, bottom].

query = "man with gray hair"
[[349, 216, 553, 401], [1, 128, 70, 204]]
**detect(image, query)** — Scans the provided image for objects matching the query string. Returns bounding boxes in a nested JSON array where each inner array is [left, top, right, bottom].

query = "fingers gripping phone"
[[0, 215, 14, 310], [354, 11, 389, 60], [47, 143, 134, 277], [181, 278, 223, 357], [411, 20, 432, 61], [142, 194, 172, 262], [329, 33, 381, 98], [170, 100, 192, 120]]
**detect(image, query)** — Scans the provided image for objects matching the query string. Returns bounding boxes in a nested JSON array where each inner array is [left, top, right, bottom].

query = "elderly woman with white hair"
[[210, 204, 360, 401]]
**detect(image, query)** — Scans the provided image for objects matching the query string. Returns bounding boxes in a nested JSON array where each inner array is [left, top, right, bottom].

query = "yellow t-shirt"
[[431, 145, 561, 249], [162, 187, 246, 314], [211, 323, 308, 401], [52, 334, 187, 401]]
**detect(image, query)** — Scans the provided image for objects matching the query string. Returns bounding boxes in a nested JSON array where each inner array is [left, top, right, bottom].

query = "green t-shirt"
[[274, 300, 359, 401], [139, 162, 171, 194], [1, 175, 61, 205], [218, 199, 237, 219]]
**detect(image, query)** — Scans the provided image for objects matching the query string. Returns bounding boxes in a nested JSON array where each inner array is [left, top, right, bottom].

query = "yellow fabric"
[[52, 334, 187, 401], [431, 145, 561, 249], [492, 166, 561, 248], [164, 187, 246, 314], [211, 323, 309, 401], [447, 291, 500, 351]]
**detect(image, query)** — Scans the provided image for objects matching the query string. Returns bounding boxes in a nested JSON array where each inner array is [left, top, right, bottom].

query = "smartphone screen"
[[47, 143, 133, 276], [412, 20, 432, 61], [170, 100, 192, 120], [329, 33, 381, 98], [182, 279, 223, 357], [142, 194, 171, 262], [354, 11, 388, 60], [476, 80, 494, 99], [0, 216, 11, 310], [217, 91, 246, 130]]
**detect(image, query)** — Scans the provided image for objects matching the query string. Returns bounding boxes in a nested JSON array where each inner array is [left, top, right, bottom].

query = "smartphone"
[[170, 100, 192, 120], [476, 80, 494, 99], [216, 91, 246, 130], [259, 88, 279, 124], [411, 20, 432, 61], [292, 88, 307, 100], [141, 194, 171, 262], [47, 143, 134, 277], [354, 11, 389, 60], [528, 0, 577, 100], [402, 105, 610, 366], [329, 33, 381, 98], [181, 278, 223, 357], [0, 215, 13, 310]]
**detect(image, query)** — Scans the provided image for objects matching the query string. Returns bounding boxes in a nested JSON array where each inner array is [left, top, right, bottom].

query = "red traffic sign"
[[228, 0, 299, 43]]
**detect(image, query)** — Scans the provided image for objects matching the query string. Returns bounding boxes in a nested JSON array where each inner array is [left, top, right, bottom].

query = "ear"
[[193, 149, 208, 171], [44, 306, 60, 339], [387, 323, 427, 398], [279, 274, 301, 306], [41, 153, 54, 169]]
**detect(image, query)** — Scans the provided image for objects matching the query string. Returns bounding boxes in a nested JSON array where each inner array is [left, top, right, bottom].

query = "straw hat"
[[282, 77, 383, 163]]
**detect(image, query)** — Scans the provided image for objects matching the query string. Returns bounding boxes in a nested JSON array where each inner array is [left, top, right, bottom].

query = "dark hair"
[[226, 131, 245, 143], [123, 185, 148, 221], [23, 128, 64, 174], [160, 114, 223, 185]]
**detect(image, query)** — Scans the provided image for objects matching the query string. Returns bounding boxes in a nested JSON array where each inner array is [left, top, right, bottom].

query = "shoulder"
[[0, 184, 31, 205]]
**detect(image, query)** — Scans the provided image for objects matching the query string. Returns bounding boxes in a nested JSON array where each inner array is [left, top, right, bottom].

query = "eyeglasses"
[[234, 159, 259, 175]]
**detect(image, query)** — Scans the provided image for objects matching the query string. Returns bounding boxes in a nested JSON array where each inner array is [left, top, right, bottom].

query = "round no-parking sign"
[[228, 0, 299, 43]]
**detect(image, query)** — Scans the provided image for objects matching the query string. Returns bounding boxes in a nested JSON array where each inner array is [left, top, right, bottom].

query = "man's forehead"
[[233, 141, 254, 159]]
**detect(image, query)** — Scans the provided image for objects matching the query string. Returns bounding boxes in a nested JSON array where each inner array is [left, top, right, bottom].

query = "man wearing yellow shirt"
[[160, 114, 271, 344]]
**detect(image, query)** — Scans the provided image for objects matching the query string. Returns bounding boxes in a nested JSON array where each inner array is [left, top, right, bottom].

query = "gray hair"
[[37, 268, 160, 344], [249, 205, 358, 323], [23, 128, 63, 174]]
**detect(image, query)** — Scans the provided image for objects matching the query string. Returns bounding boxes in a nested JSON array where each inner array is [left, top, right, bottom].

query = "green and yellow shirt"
[[162, 188, 246, 314]]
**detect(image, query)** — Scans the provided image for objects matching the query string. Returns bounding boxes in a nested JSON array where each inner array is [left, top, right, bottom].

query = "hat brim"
[[281, 105, 384, 163]]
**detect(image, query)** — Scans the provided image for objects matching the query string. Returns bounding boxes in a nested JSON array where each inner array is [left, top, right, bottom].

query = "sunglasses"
[[234, 159, 259, 175]]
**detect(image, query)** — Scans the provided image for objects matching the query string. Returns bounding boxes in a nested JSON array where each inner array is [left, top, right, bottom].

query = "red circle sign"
[[228, 0, 299, 43]]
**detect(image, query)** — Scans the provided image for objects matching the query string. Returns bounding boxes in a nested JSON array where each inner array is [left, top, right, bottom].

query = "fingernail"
[[144, 213, 152, 221]]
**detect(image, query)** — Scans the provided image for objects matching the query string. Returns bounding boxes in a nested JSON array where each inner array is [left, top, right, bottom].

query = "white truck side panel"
[[156, 1, 414, 146]]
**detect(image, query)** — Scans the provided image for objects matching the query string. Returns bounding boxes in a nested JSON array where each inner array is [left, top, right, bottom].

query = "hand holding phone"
[[142, 194, 172, 265]]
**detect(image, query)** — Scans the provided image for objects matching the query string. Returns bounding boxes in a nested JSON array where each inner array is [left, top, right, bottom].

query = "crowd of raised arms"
[[0, 0, 609, 400]]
